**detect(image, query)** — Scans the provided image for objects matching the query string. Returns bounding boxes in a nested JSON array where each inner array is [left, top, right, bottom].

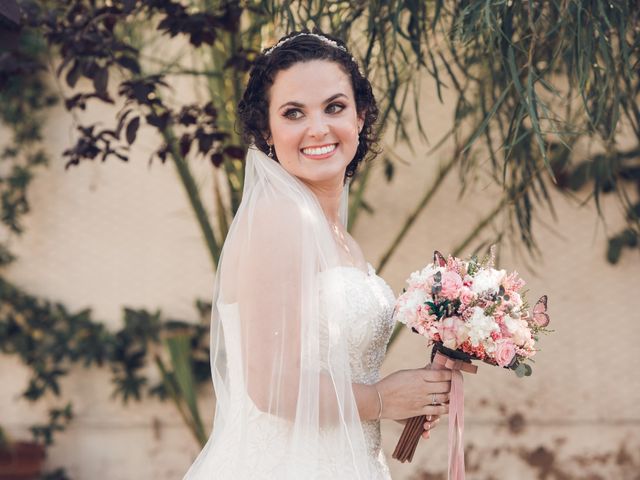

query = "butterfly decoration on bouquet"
[[391, 246, 553, 474], [396, 247, 552, 378]]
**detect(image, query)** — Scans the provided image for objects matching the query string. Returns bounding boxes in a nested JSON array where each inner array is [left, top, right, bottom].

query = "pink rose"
[[494, 340, 516, 367], [459, 287, 475, 305], [438, 316, 466, 349], [417, 304, 435, 322], [440, 271, 463, 300]]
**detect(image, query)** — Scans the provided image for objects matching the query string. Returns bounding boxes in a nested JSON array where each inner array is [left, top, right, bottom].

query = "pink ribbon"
[[432, 351, 476, 480]]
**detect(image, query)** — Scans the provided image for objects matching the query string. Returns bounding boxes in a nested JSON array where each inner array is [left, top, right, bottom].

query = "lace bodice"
[[318, 262, 396, 478], [319, 262, 396, 384]]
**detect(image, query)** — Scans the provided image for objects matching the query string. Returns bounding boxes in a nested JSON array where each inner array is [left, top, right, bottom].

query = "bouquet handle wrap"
[[392, 343, 477, 471]]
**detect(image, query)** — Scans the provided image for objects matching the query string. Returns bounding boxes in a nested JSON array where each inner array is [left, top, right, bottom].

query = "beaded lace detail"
[[318, 262, 396, 478]]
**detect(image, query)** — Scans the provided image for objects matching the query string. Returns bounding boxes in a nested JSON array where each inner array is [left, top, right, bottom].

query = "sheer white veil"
[[183, 146, 374, 478]]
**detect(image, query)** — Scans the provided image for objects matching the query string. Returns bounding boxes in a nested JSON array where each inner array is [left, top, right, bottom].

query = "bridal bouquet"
[[391, 248, 551, 475]]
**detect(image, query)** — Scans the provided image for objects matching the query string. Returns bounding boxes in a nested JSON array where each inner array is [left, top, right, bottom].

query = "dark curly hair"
[[237, 28, 380, 183]]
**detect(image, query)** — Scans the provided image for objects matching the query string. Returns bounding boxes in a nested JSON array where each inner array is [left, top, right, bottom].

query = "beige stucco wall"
[[1, 55, 639, 480]]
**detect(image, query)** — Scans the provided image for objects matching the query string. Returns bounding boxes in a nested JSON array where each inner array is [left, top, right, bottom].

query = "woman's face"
[[267, 59, 364, 188]]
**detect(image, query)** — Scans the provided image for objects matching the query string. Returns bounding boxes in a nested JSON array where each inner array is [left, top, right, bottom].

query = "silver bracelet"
[[374, 386, 383, 421]]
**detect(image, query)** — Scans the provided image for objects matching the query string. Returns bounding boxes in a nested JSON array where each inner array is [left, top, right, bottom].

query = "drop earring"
[[268, 144, 273, 158]]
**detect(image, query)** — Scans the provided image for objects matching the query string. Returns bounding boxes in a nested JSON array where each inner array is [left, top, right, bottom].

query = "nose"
[[308, 112, 329, 138]]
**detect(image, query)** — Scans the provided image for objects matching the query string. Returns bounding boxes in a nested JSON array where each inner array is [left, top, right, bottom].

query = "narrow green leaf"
[[462, 82, 512, 154]]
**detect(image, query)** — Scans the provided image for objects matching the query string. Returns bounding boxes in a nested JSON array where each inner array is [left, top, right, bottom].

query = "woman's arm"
[[352, 382, 380, 421], [352, 368, 452, 422]]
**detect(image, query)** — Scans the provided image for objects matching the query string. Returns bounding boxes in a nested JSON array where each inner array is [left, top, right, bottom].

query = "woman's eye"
[[283, 109, 302, 120], [327, 103, 345, 114]]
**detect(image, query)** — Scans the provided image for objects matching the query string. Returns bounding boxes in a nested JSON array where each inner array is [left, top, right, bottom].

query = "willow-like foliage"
[[267, 0, 640, 258], [3, 1, 637, 269]]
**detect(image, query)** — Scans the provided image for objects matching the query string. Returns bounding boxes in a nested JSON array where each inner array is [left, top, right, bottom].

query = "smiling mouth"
[[300, 143, 338, 157]]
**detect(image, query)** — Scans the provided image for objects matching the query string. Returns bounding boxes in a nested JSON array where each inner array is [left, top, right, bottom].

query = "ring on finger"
[[432, 393, 437, 405]]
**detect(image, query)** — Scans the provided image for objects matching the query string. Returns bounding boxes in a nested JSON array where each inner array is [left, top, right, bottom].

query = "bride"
[[183, 29, 452, 479]]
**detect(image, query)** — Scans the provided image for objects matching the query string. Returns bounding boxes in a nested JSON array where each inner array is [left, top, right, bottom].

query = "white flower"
[[508, 291, 523, 308], [504, 314, 530, 346], [396, 288, 428, 325], [504, 314, 521, 333], [512, 324, 531, 346], [467, 307, 499, 346], [408, 270, 423, 285], [482, 339, 497, 355], [408, 264, 444, 286], [471, 268, 507, 295]]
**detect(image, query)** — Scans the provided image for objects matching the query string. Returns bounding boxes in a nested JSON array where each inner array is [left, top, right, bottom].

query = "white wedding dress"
[[186, 262, 397, 479]]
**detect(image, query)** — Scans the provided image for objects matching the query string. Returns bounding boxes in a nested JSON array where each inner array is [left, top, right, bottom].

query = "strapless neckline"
[[329, 261, 377, 278]]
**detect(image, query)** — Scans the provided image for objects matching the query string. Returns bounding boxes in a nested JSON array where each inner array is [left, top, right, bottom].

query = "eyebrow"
[[278, 93, 348, 111]]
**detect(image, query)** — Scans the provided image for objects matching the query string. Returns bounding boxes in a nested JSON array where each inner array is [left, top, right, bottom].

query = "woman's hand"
[[421, 415, 441, 439], [395, 415, 440, 440], [374, 367, 451, 421], [394, 415, 442, 439]]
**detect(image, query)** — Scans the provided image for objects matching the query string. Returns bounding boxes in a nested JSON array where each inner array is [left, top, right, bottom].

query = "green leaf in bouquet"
[[426, 301, 437, 314], [440, 299, 450, 313], [467, 256, 479, 276], [514, 363, 533, 378]]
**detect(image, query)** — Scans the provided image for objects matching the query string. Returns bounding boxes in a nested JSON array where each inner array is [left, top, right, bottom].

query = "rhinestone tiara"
[[264, 32, 349, 57]]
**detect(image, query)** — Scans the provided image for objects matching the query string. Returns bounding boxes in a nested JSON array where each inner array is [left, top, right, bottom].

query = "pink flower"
[[417, 304, 435, 322], [499, 321, 510, 337], [438, 316, 467, 349], [508, 291, 522, 308], [440, 271, 463, 300], [494, 340, 516, 367], [459, 287, 475, 306], [446, 256, 461, 273], [503, 271, 526, 293]]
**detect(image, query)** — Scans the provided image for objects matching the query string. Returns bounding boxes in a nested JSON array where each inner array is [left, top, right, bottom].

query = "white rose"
[[471, 268, 507, 295], [467, 307, 499, 346]]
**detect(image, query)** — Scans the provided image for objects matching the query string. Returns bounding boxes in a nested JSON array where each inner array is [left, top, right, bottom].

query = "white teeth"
[[302, 144, 337, 156]]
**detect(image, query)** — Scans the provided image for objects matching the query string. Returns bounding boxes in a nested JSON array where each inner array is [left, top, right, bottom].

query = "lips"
[[300, 143, 338, 157]]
